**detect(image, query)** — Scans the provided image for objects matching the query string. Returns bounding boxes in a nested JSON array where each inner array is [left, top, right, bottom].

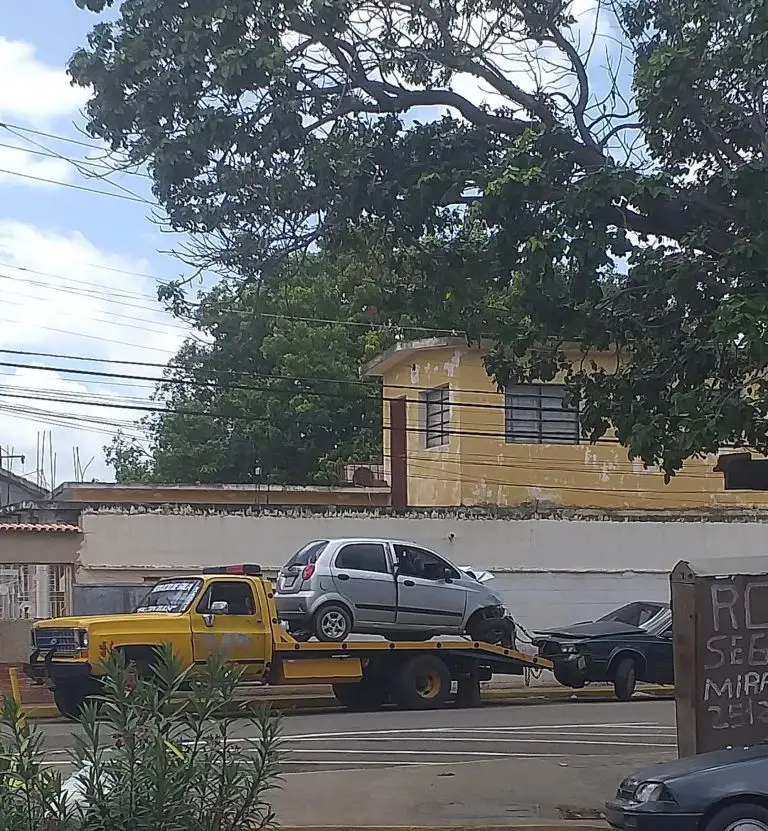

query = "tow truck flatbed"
[[26, 569, 551, 717]]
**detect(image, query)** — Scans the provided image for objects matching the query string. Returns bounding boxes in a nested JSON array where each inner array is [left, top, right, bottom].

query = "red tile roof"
[[0, 523, 81, 534]]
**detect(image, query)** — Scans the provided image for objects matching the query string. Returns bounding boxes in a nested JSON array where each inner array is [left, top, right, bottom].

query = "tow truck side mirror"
[[203, 600, 229, 627]]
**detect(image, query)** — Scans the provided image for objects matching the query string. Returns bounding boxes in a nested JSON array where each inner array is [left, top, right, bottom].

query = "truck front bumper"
[[24, 650, 92, 686]]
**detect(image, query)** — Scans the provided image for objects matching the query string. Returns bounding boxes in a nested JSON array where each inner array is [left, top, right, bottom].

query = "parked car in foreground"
[[275, 538, 516, 644], [606, 743, 768, 830], [534, 603, 673, 700]]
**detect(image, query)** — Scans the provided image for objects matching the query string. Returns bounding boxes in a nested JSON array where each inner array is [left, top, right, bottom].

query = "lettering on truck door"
[[191, 579, 268, 677]]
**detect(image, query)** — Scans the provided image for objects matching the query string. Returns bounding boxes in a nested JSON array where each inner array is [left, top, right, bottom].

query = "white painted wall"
[[76, 511, 762, 630]]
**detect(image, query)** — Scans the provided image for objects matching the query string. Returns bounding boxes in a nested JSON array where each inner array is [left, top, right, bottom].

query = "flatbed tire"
[[392, 654, 451, 710]]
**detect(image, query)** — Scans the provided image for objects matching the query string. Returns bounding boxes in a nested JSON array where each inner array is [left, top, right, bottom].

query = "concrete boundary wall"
[[78, 510, 765, 574], [71, 510, 766, 628]]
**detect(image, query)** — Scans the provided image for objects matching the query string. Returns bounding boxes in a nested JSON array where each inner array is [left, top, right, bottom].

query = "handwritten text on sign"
[[703, 579, 768, 733]]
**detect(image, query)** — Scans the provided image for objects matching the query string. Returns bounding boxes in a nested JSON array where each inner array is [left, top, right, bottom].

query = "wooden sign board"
[[672, 557, 768, 757]]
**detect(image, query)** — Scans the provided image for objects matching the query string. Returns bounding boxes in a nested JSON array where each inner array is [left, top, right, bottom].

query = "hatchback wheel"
[[313, 602, 352, 641]]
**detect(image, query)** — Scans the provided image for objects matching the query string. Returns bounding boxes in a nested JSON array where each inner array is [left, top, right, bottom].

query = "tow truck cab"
[[26, 565, 276, 716]]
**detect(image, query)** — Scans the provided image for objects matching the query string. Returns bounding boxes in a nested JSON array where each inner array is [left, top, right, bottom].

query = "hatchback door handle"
[[403, 579, 415, 587], [337, 573, 350, 581]]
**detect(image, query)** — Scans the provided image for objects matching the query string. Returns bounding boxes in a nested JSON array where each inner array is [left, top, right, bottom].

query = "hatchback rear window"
[[285, 540, 329, 568]]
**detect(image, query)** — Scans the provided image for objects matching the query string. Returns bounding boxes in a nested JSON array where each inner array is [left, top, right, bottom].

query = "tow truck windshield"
[[135, 578, 202, 613]]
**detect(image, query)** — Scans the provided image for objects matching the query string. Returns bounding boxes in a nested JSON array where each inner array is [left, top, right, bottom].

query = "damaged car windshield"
[[135, 579, 202, 613]]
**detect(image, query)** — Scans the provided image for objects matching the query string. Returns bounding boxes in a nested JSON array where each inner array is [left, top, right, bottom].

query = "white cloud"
[[0, 221, 190, 484], [0, 37, 89, 124], [0, 145, 72, 187]]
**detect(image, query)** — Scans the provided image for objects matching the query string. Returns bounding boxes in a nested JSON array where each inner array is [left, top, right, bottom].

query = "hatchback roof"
[[318, 537, 440, 547]]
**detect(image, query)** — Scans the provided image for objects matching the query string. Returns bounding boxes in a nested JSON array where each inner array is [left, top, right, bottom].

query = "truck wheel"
[[392, 655, 451, 710], [332, 678, 390, 711], [613, 658, 637, 701], [313, 603, 352, 642], [53, 682, 97, 721]]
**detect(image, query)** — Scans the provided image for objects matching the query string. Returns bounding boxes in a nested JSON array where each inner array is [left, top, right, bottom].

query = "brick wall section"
[[0, 663, 53, 705]]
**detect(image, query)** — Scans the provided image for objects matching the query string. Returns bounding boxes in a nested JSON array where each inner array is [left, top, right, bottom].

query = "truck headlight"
[[634, 782, 666, 803], [77, 629, 89, 648]]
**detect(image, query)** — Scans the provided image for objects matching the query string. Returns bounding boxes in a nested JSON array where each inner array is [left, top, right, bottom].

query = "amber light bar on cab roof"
[[202, 564, 262, 576]]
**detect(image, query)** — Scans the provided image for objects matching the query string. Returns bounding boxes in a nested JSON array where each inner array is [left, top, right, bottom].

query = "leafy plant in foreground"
[[0, 647, 281, 831]]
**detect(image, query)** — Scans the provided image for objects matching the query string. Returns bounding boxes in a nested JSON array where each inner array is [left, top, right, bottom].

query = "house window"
[[49, 565, 71, 619], [424, 386, 450, 448], [716, 454, 768, 490], [505, 384, 579, 444]]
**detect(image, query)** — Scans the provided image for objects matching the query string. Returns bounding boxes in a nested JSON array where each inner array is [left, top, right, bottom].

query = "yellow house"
[[363, 337, 768, 511]]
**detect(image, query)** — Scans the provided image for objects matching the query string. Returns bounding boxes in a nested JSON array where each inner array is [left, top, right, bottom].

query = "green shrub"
[[0, 648, 281, 831]]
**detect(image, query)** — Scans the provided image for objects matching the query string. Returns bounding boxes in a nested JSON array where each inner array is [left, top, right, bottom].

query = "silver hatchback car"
[[275, 537, 515, 645]]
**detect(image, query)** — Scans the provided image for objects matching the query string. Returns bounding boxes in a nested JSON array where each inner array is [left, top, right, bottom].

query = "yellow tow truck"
[[25, 565, 551, 719]]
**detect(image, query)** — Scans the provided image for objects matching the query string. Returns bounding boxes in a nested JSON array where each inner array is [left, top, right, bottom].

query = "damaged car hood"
[[536, 621, 645, 640]]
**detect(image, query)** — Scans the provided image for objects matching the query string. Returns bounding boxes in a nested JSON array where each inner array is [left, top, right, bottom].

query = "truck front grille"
[[34, 628, 79, 656]]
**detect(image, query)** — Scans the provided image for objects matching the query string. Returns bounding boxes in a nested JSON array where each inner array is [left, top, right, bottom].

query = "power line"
[[0, 387, 618, 448], [0, 403, 144, 439], [0, 254, 471, 338], [0, 260, 162, 303], [2, 382, 722, 496], [0, 276, 191, 335], [1, 367, 706, 479], [0, 121, 105, 151], [0, 243, 170, 285], [2, 375, 723, 480], [0, 319, 181, 354], [0, 165, 151, 203], [0, 357, 612, 429], [0, 347, 497, 396], [0, 123, 152, 204], [0, 139, 147, 179]]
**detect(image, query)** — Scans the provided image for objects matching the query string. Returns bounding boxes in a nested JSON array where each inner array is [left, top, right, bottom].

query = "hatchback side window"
[[335, 543, 389, 574], [395, 545, 460, 581]]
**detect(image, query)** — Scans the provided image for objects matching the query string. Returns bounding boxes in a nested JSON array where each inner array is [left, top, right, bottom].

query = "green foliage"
[[72, 0, 768, 475], [0, 647, 280, 831]]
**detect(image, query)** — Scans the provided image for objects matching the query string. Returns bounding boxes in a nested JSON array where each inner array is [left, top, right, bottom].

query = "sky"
[[0, 0, 630, 490], [0, 0, 194, 487]]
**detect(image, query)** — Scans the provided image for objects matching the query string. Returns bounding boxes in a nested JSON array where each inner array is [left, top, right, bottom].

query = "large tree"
[[73, 0, 768, 476]]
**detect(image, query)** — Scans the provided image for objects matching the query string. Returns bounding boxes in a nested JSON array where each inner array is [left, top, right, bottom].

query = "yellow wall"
[[381, 344, 768, 510]]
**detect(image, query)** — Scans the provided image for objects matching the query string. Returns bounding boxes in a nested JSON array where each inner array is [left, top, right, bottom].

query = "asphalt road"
[[35, 698, 677, 824]]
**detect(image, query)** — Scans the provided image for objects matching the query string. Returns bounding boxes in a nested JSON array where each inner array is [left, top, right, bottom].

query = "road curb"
[[18, 684, 673, 719]]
